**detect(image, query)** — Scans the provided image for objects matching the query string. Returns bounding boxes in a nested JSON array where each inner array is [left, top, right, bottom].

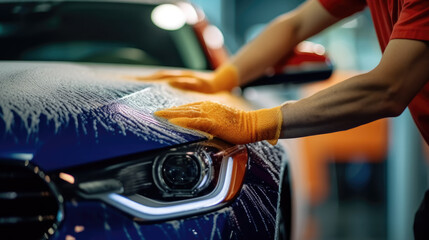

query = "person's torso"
[[366, 0, 429, 144]]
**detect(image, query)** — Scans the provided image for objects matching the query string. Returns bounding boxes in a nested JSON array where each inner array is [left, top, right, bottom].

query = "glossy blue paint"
[[0, 62, 288, 239], [52, 142, 285, 240], [0, 62, 205, 171], [30, 101, 205, 171]]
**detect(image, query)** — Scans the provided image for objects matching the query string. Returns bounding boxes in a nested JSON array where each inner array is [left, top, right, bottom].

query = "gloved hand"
[[155, 101, 282, 145], [136, 64, 239, 93]]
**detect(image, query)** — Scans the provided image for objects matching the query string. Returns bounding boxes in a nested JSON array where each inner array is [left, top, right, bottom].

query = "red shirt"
[[319, 0, 429, 144]]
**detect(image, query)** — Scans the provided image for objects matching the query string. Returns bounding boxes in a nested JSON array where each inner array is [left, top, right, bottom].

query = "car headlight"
[[55, 140, 248, 221], [153, 148, 212, 197]]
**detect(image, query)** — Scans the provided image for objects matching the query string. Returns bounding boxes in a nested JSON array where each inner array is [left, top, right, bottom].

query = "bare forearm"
[[230, 14, 300, 85], [230, 0, 339, 86], [280, 39, 429, 138], [280, 73, 400, 138]]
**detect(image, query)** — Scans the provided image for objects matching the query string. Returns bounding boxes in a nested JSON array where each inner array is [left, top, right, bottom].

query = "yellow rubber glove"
[[136, 64, 239, 93], [155, 101, 282, 145]]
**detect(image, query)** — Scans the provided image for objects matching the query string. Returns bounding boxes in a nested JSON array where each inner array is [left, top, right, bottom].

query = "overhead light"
[[203, 25, 224, 49], [151, 4, 186, 31], [177, 2, 199, 25]]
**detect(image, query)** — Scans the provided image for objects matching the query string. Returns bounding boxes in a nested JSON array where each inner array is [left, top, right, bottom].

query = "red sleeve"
[[391, 0, 429, 41], [318, 0, 367, 19]]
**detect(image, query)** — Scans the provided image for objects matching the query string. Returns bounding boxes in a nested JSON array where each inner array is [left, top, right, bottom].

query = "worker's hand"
[[155, 101, 282, 145], [136, 64, 239, 93]]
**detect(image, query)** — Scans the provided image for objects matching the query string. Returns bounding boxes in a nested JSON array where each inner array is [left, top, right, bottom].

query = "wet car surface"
[[0, 62, 291, 239], [0, 1, 292, 238]]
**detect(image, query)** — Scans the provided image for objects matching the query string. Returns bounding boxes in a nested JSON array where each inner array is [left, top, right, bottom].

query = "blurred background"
[[191, 0, 429, 240]]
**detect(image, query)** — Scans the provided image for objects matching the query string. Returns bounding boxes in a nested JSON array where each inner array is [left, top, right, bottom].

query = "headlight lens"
[[160, 154, 201, 189], [55, 140, 248, 221], [154, 150, 211, 197]]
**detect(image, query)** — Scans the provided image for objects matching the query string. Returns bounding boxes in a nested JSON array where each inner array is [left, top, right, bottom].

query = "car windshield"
[[0, 1, 209, 70]]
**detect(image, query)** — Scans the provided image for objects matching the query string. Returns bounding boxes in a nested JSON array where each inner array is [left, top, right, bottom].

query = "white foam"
[[0, 62, 203, 145]]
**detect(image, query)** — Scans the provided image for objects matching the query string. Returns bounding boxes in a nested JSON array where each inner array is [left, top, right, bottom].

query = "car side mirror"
[[244, 41, 333, 87]]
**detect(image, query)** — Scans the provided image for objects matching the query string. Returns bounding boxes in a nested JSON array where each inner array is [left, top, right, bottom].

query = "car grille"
[[0, 160, 63, 240]]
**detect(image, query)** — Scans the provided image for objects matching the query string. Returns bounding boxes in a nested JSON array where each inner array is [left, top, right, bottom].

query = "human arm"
[[155, 39, 429, 144], [281, 38, 429, 138], [139, 0, 340, 92], [230, 0, 339, 85]]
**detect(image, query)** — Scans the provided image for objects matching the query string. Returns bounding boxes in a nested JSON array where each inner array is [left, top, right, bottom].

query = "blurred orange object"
[[299, 71, 388, 204]]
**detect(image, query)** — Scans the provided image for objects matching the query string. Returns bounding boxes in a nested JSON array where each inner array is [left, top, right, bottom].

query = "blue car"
[[0, 1, 293, 240]]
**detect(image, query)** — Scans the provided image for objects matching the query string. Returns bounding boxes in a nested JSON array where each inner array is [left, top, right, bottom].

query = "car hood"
[[0, 62, 219, 171]]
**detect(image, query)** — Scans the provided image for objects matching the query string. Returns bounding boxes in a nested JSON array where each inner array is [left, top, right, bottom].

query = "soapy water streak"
[[1, 63, 286, 239], [248, 142, 285, 185], [160, 142, 284, 240], [100, 142, 282, 239], [156, 184, 279, 239], [0, 62, 203, 144]]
